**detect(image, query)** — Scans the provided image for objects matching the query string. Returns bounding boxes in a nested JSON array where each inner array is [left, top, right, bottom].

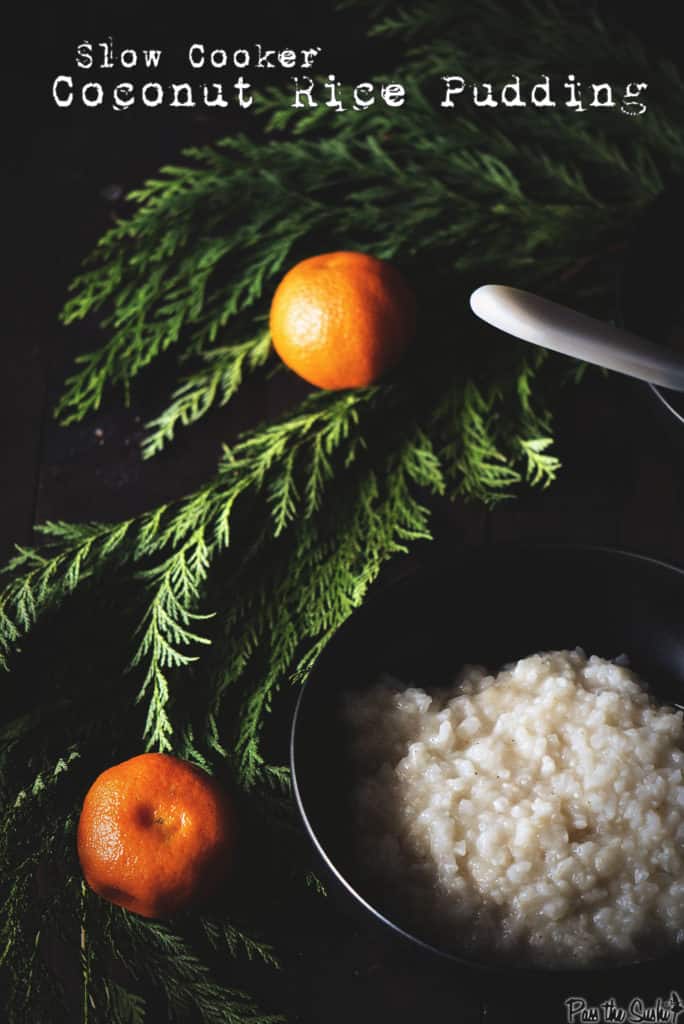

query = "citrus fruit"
[[269, 251, 416, 389], [77, 753, 235, 919]]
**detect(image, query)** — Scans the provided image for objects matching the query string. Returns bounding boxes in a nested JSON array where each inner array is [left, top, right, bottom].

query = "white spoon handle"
[[470, 284, 684, 392]]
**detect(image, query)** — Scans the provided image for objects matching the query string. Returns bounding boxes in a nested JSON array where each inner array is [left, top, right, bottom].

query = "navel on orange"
[[269, 251, 416, 389], [77, 753, 235, 919]]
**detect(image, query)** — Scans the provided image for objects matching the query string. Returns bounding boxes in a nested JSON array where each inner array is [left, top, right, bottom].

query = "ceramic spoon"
[[469, 284, 684, 393]]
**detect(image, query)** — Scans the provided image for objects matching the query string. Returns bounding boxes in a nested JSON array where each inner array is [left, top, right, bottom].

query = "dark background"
[[3, 2, 684, 1021]]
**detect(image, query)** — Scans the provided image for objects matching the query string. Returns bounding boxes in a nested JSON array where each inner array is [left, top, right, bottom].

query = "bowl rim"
[[616, 181, 684, 428], [649, 381, 684, 427], [290, 541, 684, 975]]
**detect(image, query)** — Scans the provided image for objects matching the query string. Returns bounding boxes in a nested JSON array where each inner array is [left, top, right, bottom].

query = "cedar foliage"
[[2, 2, 683, 1020]]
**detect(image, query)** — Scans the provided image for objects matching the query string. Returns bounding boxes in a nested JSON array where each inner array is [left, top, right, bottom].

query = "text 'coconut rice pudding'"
[[343, 650, 684, 965]]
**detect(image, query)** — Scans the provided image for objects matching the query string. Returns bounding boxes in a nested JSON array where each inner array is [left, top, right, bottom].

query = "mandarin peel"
[[269, 251, 416, 390]]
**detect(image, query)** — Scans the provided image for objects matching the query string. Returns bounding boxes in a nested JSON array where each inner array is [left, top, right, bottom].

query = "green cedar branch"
[[54, 0, 684, 435], [141, 332, 272, 459], [4, 3, 682, 1021]]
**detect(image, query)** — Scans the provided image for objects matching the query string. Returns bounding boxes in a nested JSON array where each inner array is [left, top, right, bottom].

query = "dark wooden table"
[[4, 4, 684, 1021]]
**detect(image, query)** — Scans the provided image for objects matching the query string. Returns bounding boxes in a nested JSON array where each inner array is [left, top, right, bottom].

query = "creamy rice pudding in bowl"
[[290, 545, 684, 972]]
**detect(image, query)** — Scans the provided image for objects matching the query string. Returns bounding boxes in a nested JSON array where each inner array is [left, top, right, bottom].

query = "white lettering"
[[142, 82, 164, 107], [255, 45, 276, 69], [234, 76, 253, 108], [500, 75, 526, 107], [441, 76, 466, 108], [52, 75, 74, 107], [621, 82, 647, 116], [473, 83, 497, 108], [564, 73, 585, 112], [82, 81, 104, 107], [170, 83, 196, 108], [530, 75, 556, 108], [292, 75, 317, 108], [324, 74, 345, 111], [76, 42, 92, 70], [120, 49, 137, 69], [210, 49, 228, 69], [300, 47, 322, 69], [99, 39, 114, 69], [353, 82, 374, 110], [113, 82, 135, 111], [202, 83, 228, 108], [382, 82, 405, 107], [188, 44, 204, 69], [143, 49, 162, 69]]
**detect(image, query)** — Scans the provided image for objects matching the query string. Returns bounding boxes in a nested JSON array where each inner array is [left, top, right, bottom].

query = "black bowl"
[[620, 184, 684, 437], [290, 543, 684, 973]]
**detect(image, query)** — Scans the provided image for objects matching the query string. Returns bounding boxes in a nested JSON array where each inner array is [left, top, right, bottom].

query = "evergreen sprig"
[[141, 332, 272, 459], [56, 0, 684, 434], [0, 701, 297, 1024], [3, 1, 683, 1020]]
